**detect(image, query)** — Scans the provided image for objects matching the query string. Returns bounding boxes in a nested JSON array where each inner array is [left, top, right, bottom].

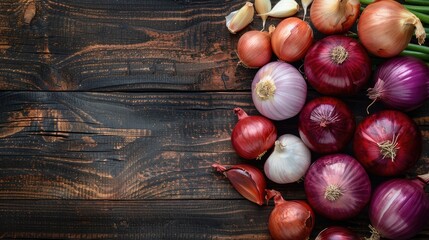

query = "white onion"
[[251, 61, 307, 120], [264, 134, 311, 184]]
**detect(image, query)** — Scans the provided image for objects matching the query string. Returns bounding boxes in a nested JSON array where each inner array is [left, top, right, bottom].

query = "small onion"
[[368, 173, 429, 240], [251, 61, 307, 120], [310, 0, 360, 35], [271, 17, 313, 62], [298, 97, 355, 154], [264, 134, 311, 184], [304, 35, 371, 96], [304, 154, 371, 221], [230, 107, 277, 160], [358, 0, 426, 57], [212, 163, 266, 205], [266, 189, 315, 240], [353, 110, 422, 176], [237, 29, 273, 68], [315, 226, 360, 240], [367, 56, 429, 112]]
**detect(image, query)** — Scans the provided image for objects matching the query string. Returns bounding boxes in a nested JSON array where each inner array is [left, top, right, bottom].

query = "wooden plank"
[[0, 91, 428, 201], [0, 0, 271, 91], [0, 199, 428, 239]]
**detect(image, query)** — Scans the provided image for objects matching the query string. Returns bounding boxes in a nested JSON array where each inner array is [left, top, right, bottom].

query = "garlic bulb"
[[301, 0, 313, 20], [264, 134, 311, 184]]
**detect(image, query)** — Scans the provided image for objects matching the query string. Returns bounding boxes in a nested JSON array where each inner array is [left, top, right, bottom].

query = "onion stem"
[[404, 4, 429, 14], [406, 43, 429, 54], [409, 10, 429, 24], [400, 50, 429, 61], [405, 0, 429, 6]]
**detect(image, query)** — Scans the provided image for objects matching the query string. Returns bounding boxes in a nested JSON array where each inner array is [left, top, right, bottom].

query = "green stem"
[[360, 0, 374, 5], [410, 10, 429, 24], [406, 43, 429, 54], [400, 50, 429, 61], [404, 5, 429, 14], [405, 0, 429, 6]]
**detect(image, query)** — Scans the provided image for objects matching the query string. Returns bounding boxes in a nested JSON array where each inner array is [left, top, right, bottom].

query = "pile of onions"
[[231, 108, 277, 160], [298, 97, 355, 154], [237, 29, 273, 68], [304, 154, 371, 221], [251, 61, 307, 121], [271, 17, 313, 62], [353, 110, 422, 176], [266, 189, 315, 240], [304, 35, 371, 96], [368, 173, 429, 240], [264, 134, 311, 184], [315, 226, 360, 240], [358, 0, 426, 57], [310, 0, 360, 35], [212, 163, 266, 205], [367, 56, 429, 112]]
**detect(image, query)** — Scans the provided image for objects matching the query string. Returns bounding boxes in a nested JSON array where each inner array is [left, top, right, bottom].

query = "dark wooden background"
[[0, 0, 428, 239]]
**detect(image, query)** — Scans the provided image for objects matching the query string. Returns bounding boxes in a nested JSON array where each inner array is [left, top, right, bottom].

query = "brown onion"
[[271, 17, 313, 62], [237, 29, 273, 68], [358, 0, 426, 57], [266, 189, 315, 240]]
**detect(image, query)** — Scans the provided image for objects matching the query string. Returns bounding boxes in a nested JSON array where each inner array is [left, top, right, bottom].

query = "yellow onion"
[[358, 0, 426, 58], [310, 0, 360, 35]]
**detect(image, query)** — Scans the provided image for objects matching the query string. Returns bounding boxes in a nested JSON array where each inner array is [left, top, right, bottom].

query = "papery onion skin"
[[237, 30, 272, 68], [266, 189, 315, 240], [315, 226, 360, 240], [251, 61, 307, 120], [212, 163, 267, 205], [368, 174, 429, 240], [357, 0, 426, 57], [271, 17, 313, 62], [310, 0, 360, 35], [231, 108, 277, 160], [368, 56, 429, 112], [298, 97, 355, 154], [304, 154, 371, 221], [304, 35, 371, 96], [353, 110, 422, 176], [264, 134, 311, 184]]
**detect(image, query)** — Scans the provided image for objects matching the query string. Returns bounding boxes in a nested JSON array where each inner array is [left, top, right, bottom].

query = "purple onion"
[[368, 173, 429, 240], [304, 154, 371, 221], [367, 56, 429, 112], [315, 226, 360, 240]]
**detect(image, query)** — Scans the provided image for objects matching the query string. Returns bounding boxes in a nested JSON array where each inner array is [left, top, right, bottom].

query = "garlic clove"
[[301, 0, 313, 20], [225, 2, 255, 34], [255, 0, 272, 30], [212, 163, 266, 205], [258, 0, 299, 18]]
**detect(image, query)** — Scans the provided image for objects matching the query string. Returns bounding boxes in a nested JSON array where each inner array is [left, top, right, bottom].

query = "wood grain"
[[0, 199, 428, 240]]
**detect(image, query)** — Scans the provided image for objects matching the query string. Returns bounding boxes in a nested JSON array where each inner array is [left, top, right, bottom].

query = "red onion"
[[304, 154, 371, 220], [315, 226, 360, 240], [304, 35, 371, 96], [212, 163, 266, 205], [353, 110, 422, 176], [251, 61, 307, 121], [367, 56, 429, 112], [237, 29, 273, 68], [231, 108, 277, 160], [298, 97, 355, 154], [368, 173, 429, 240], [266, 189, 315, 240]]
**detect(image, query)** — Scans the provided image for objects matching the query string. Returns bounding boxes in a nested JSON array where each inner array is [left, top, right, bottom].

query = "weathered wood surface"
[[0, 0, 428, 239]]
